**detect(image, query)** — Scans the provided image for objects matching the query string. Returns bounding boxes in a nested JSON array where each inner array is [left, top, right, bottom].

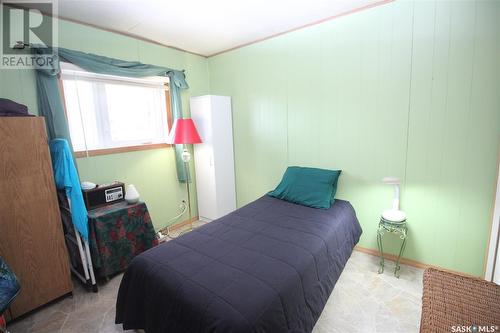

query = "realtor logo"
[[0, 0, 58, 68]]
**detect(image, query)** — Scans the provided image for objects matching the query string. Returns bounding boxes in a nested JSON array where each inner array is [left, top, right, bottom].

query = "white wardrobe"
[[190, 95, 236, 221]]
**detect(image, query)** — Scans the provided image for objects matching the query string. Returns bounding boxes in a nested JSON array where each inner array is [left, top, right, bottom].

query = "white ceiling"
[[55, 0, 387, 57]]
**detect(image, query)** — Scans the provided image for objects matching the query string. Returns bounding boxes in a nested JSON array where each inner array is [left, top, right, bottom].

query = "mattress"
[[116, 195, 362, 333]]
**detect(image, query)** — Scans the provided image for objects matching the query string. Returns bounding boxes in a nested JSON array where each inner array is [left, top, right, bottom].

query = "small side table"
[[377, 216, 408, 278], [88, 201, 158, 279]]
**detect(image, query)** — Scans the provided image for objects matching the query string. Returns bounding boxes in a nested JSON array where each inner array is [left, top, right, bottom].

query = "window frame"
[[57, 70, 173, 158]]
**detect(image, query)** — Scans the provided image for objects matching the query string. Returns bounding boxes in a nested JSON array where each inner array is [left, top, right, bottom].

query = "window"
[[60, 62, 171, 157]]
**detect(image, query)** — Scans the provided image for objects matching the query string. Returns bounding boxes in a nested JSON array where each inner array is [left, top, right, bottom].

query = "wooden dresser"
[[0, 117, 73, 320]]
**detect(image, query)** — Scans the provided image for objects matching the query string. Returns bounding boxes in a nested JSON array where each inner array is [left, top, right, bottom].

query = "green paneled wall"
[[208, 0, 500, 276], [0, 18, 210, 230], [1, 0, 498, 276]]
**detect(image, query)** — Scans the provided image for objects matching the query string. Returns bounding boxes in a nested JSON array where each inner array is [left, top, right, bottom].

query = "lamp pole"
[[165, 118, 202, 236], [182, 145, 193, 231]]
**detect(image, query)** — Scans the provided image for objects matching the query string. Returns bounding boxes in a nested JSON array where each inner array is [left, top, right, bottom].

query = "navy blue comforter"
[[116, 196, 362, 333]]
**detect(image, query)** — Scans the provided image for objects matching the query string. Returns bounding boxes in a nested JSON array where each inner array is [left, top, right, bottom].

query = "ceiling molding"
[[207, 0, 394, 57], [11, 0, 394, 58], [7, 3, 207, 58], [54, 14, 208, 58]]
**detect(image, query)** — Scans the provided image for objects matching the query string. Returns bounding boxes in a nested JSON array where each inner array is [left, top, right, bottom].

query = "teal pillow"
[[268, 166, 342, 209]]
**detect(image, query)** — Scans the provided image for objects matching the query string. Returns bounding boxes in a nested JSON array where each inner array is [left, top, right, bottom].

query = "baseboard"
[[354, 246, 480, 279], [165, 216, 199, 232]]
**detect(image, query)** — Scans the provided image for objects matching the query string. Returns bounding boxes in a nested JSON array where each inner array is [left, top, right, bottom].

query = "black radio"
[[82, 182, 125, 210]]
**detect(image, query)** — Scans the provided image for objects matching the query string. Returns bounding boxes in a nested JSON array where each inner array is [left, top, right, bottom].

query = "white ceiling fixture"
[[34, 0, 391, 57]]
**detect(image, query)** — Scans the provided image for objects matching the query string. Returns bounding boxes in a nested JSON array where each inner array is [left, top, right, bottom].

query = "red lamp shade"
[[167, 118, 202, 144]]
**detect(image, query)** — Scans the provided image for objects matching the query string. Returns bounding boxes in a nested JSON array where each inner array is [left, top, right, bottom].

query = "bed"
[[116, 195, 362, 333]]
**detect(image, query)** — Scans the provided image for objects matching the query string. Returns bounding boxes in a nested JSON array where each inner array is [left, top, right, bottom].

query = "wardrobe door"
[[209, 96, 236, 218], [0, 117, 73, 319]]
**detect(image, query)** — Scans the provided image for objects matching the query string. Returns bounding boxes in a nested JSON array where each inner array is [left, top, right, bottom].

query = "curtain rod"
[[12, 40, 186, 73], [11, 42, 187, 75]]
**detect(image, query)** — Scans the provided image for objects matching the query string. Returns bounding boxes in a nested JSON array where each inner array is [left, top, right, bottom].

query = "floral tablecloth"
[[88, 201, 158, 278]]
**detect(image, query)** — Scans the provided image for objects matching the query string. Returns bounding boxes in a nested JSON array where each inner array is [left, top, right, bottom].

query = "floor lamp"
[[167, 118, 202, 233]]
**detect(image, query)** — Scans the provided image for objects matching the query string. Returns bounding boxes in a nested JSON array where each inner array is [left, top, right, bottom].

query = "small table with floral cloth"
[[87, 201, 158, 279]]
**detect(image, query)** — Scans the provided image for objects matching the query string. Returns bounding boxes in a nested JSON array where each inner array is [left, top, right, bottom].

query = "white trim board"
[[485, 157, 500, 283]]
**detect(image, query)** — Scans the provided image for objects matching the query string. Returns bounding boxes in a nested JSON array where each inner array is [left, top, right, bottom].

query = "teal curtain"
[[36, 71, 72, 140], [168, 81, 191, 182], [33, 47, 189, 182]]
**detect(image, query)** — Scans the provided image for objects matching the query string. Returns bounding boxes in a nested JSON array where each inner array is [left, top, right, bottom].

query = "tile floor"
[[7, 221, 423, 333]]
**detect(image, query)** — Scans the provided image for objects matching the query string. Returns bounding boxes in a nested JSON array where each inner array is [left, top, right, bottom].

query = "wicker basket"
[[420, 268, 500, 333]]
